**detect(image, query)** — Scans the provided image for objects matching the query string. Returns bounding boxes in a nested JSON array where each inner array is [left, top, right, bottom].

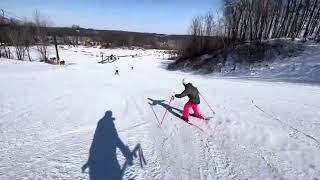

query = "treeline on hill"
[[0, 23, 187, 48], [47, 26, 187, 49], [0, 11, 187, 61], [0, 11, 50, 61], [171, 0, 320, 73]]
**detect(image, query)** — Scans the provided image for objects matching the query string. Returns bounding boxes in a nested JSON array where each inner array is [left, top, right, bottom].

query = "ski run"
[[1, 46, 320, 180]]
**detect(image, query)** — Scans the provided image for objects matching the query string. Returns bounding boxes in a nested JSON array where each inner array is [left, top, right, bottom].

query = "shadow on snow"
[[147, 98, 183, 122], [82, 110, 146, 180]]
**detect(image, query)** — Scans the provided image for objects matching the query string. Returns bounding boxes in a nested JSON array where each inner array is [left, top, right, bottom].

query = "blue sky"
[[0, 0, 222, 34]]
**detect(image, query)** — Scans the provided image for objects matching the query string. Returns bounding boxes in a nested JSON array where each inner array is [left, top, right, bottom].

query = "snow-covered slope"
[[221, 40, 320, 83], [0, 47, 320, 179], [170, 40, 320, 84]]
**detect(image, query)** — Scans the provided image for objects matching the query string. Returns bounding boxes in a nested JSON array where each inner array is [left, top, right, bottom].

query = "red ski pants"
[[182, 102, 200, 118]]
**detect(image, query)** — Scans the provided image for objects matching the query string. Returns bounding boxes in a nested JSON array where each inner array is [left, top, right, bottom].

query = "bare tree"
[[24, 21, 34, 61], [303, 0, 319, 38], [33, 10, 49, 61], [7, 20, 27, 60], [127, 34, 134, 47], [222, 0, 320, 41], [179, 10, 229, 58]]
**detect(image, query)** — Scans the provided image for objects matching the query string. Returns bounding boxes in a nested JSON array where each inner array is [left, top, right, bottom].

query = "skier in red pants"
[[174, 78, 203, 121]]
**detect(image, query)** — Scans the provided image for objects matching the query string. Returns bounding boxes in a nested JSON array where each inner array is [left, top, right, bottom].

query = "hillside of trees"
[[0, 22, 187, 49], [0, 10, 188, 61], [170, 0, 320, 73], [46, 26, 188, 48], [0, 13, 188, 53], [224, 0, 320, 41]]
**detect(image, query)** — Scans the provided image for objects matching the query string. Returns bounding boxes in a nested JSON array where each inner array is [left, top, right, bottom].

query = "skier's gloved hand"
[[171, 92, 176, 99]]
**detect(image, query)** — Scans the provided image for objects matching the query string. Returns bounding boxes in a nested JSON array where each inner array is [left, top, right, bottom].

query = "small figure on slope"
[[173, 78, 203, 122]]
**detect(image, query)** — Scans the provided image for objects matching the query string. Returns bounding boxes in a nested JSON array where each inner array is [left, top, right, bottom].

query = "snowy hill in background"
[[0, 46, 320, 179], [222, 40, 320, 83], [170, 40, 320, 84]]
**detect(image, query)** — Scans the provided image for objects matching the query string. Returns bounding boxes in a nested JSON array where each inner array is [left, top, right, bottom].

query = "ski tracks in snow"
[[1, 47, 320, 179], [143, 94, 238, 179], [120, 96, 162, 179], [251, 99, 320, 149]]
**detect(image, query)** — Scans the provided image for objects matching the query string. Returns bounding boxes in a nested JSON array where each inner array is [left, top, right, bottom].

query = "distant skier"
[[115, 69, 119, 75], [110, 54, 115, 60], [173, 78, 203, 121]]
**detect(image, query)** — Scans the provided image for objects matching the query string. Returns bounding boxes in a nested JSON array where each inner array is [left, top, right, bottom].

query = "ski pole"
[[160, 96, 174, 126], [199, 93, 215, 115]]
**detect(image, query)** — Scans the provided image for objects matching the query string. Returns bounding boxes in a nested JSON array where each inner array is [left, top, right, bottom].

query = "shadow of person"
[[82, 111, 133, 180], [147, 98, 182, 119]]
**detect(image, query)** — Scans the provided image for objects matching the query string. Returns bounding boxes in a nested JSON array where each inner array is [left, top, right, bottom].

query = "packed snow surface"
[[0, 46, 320, 179]]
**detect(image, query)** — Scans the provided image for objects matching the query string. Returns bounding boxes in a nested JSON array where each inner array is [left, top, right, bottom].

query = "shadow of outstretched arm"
[[117, 136, 134, 166], [121, 143, 147, 173], [82, 162, 89, 173], [147, 98, 182, 119]]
